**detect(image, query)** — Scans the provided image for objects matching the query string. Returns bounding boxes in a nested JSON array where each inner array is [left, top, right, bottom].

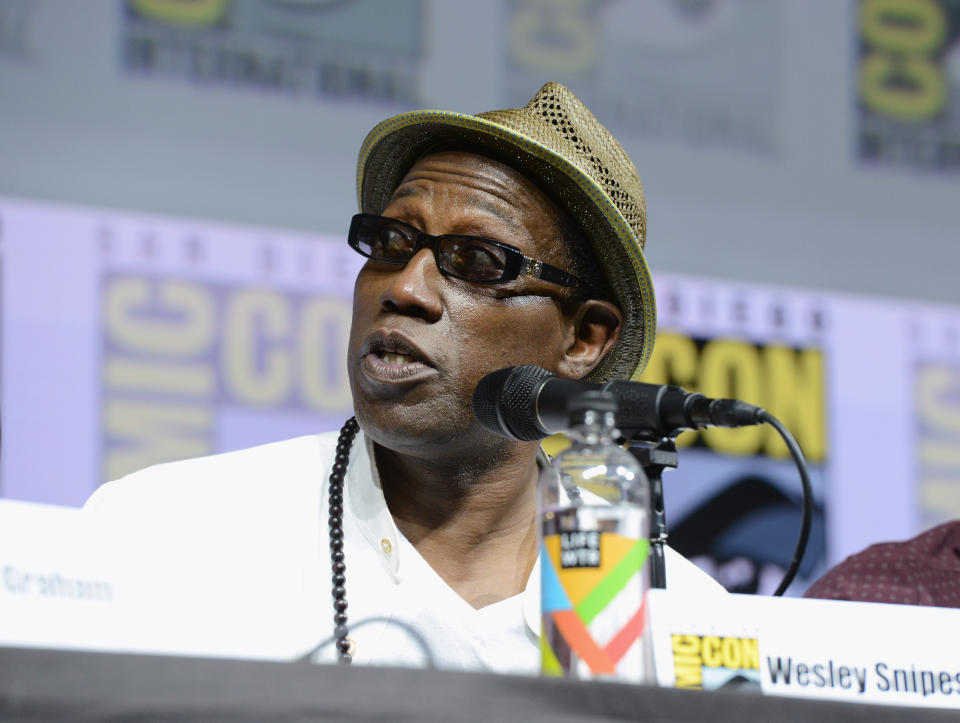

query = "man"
[[804, 520, 960, 608], [86, 83, 723, 671]]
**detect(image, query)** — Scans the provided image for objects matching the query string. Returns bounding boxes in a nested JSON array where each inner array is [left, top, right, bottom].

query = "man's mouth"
[[359, 332, 436, 385]]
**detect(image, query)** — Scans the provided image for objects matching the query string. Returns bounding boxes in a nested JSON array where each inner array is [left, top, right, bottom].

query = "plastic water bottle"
[[539, 390, 654, 682]]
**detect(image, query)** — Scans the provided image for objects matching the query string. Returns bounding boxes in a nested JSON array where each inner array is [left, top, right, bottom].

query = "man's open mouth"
[[364, 334, 428, 364], [359, 332, 435, 383]]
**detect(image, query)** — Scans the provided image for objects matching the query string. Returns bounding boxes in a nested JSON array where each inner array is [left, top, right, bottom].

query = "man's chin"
[[368, 422, 463, 457], [353, 400, 473, 454]]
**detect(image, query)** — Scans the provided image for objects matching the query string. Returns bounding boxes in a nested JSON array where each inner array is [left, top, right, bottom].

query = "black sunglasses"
[[347, 214, 581, 288]]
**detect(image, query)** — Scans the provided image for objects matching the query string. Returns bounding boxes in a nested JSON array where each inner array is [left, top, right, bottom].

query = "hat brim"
[[357, 109, 656, 382]]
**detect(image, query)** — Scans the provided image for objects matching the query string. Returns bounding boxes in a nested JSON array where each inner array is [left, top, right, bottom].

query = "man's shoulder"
[[84, 431, 341, 513]]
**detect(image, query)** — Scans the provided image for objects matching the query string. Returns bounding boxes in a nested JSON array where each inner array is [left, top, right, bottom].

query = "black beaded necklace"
[[328, 416, 360, 664]]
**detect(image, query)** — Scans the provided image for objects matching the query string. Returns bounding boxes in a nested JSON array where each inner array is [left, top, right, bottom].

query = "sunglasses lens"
[[354, 217, 416, 262], [440, 237, 507, 281]]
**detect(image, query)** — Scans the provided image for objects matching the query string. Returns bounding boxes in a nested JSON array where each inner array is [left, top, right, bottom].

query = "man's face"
[[347, 151, 579, 454]]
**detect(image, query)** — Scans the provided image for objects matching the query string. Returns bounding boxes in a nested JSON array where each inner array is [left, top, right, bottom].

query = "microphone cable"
[[758, 409, 813, 596]]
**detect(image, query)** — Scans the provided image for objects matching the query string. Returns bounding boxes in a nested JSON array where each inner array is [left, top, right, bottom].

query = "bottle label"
[[559, 530, 601, 568], [541, 532, 649, 678]]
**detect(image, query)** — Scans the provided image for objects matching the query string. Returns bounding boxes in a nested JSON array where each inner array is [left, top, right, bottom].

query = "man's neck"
[[373, 441, 540, 610]]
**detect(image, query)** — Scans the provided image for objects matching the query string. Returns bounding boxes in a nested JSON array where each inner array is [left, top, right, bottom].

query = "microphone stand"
[[625, 436, 678, 589]]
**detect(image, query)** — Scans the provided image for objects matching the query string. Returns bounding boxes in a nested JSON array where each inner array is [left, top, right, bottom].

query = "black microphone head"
[[472, 366, 517, 436], [473, 365, 555, 441]]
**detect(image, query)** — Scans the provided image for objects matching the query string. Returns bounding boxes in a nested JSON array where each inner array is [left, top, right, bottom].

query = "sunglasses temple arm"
[[534, 262, 581, 289]]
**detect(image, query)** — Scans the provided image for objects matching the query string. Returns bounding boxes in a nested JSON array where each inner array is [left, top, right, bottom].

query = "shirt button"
[[381, 538, 393, 555]]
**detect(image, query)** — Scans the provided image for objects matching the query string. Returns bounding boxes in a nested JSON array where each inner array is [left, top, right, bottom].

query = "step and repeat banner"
[[504, 0, 782, 153], [1, 1, 959, 596], [639, 279, 828, 594], [0, 197, 362, 507], [2, 195, 959, 595], [119, 0, 425, 105]]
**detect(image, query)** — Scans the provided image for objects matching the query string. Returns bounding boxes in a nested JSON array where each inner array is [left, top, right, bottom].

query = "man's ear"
[[556, 300, 622, 380]]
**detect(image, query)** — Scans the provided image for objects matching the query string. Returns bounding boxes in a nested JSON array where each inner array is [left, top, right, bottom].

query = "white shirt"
[[85, 430, 725, 671]]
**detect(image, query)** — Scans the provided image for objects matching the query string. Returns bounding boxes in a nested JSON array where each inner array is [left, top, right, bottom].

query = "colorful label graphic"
[[541, 532, 649, 679]]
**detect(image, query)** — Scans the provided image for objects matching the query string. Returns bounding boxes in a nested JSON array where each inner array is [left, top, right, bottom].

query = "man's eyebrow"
[[389, 186, 421, 201]]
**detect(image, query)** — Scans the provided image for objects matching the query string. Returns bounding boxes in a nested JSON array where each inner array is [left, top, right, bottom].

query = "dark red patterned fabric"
[[803, 520, 960, 608]]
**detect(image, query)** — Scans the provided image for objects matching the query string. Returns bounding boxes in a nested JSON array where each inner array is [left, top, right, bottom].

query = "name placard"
[[648, 589, 960, 709], [0, 500, 128, 652], [0, 500, 302, 660]]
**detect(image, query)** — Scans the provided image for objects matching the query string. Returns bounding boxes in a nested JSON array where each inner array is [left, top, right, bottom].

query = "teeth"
[[380, 352, 413, 365]]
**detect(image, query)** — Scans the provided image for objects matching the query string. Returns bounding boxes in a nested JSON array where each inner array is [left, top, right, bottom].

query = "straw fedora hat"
[[356, 82, 655, 382]]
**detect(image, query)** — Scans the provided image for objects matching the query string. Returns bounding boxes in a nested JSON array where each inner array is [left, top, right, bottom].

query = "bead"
[[329, 539, 343, 552], [333, 561, 346, 574], [329, 527, 343, 540], [335, 612, 347, 625], [337, 638, 351, 652], [332, 462, 347, 475], [334, 598, 348, 612], [332, 551, 344, 563], [334, 624, 348, 639], [329, 504, 342, 517], [338, 653, 352, 665], [329, 493, 343, 505], [332, 573, 345, 586], [332, 585, 346, 599]]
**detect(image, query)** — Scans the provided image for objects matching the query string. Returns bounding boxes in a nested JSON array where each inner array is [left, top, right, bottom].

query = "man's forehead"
[[386, 151, 562, 231]]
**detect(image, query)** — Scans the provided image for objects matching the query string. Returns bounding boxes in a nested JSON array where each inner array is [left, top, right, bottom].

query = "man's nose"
[[379, 248, 443, 321]]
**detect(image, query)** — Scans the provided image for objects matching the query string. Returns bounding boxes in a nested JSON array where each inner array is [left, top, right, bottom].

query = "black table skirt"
[[1, 646, 956, 722]]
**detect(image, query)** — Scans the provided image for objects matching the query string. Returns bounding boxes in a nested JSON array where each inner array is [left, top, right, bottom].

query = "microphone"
[[472, 365, 765, 442]]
